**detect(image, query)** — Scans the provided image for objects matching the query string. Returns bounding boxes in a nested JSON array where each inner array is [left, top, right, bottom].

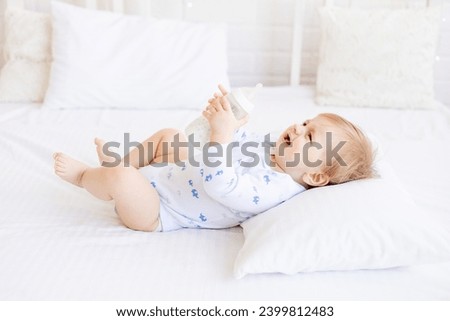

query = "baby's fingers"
[[202, 110, 212, 118], [220, 96, 231, 111], [208, 95, 222, 104], [218, 84, 228, 96], [208, 97, 219, 104]]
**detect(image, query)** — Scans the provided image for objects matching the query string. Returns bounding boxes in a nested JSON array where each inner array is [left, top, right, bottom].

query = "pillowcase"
[[0, 7, 51, 102], [234, 159, 450, 278], [315, 6, 441, 109], [43, 2, 229, 109]]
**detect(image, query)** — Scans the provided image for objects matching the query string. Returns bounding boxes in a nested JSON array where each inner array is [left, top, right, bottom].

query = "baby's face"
[[273, 114, 346, 185]]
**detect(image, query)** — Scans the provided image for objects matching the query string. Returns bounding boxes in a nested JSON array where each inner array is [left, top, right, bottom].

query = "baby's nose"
[[294, 123, 302, 134]]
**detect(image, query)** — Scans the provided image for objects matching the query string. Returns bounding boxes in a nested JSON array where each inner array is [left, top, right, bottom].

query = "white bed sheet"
[[1, 86, 449, 300]]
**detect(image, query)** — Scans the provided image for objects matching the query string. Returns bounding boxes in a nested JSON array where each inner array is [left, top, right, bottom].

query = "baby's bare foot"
[[53, 152, 89, 187], [95, 138, 118, 166]]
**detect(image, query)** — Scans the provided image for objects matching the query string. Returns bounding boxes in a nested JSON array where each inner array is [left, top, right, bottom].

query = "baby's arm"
[[202, 86, 280, 213], [202, 157, 278, 213]]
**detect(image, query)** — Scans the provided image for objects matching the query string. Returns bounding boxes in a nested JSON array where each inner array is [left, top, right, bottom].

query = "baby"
[[53, 85, 375, 232]]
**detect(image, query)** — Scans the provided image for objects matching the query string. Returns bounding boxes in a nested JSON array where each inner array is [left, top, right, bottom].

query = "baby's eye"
[[308, 133, 312, 142]]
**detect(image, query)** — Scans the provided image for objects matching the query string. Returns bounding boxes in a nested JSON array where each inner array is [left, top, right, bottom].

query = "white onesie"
[[138, 129, 305, 231]]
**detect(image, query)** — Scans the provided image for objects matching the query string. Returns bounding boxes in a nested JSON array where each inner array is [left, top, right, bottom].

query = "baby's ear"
[[303, 172, 329, 187]]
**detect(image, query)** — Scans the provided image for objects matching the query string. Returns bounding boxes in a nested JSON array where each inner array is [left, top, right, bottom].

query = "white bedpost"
[[85, 0, 98, 10], [112, 0, 124, 13], [6, 0, 25, 8], [289, 0, 305, 86]]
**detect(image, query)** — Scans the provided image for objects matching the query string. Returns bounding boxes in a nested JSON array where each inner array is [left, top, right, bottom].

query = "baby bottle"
[[185, 83, 263, 147]]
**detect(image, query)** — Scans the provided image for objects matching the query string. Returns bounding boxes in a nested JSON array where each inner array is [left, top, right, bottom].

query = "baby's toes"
[[53, 153, 67, 168], [94, 137, 101, 143], [54, 162, 64, 173]]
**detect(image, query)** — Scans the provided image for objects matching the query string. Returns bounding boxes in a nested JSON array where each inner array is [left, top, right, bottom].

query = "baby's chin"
[[270, 151, 283, 167]]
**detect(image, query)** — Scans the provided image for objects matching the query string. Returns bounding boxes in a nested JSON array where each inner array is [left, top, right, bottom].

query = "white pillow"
[[43, 2, 229, 109], [0, 8, 51, 102], [234, 159, 450, 278], [316, 6, 441, 109]]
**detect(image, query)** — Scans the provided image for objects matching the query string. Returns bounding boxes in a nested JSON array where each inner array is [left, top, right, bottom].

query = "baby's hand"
[[203, 84, 248, 144]]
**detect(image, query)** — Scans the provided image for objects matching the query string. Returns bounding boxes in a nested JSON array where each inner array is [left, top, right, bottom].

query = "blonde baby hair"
[[319, 113, 376, 185]]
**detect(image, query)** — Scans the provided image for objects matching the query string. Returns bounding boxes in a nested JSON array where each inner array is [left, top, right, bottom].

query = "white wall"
[[0, 0, 449, 105]]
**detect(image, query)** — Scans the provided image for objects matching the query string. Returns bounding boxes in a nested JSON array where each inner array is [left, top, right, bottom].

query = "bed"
[[1, 0, 450, 301], [1, 85, 450, 300]]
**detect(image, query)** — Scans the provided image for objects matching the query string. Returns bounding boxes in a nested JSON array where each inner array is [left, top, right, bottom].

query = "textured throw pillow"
[[43, 2, 229, 109], [316, 6, 441, 109], [0, 7, 51, 102], [234, 159, 450, 278]]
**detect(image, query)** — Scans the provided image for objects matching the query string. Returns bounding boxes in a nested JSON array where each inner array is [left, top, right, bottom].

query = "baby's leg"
[[54, 153, 160, 232], [150, 128, 189, 165], [95, 128, 188, 169]]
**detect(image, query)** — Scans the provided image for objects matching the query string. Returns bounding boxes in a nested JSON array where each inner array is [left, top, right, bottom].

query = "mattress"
[[1, 86, 449, 300]]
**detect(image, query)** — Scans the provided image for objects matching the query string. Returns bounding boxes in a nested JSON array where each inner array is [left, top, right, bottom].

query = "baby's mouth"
[[284, 133, 291, 145]]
